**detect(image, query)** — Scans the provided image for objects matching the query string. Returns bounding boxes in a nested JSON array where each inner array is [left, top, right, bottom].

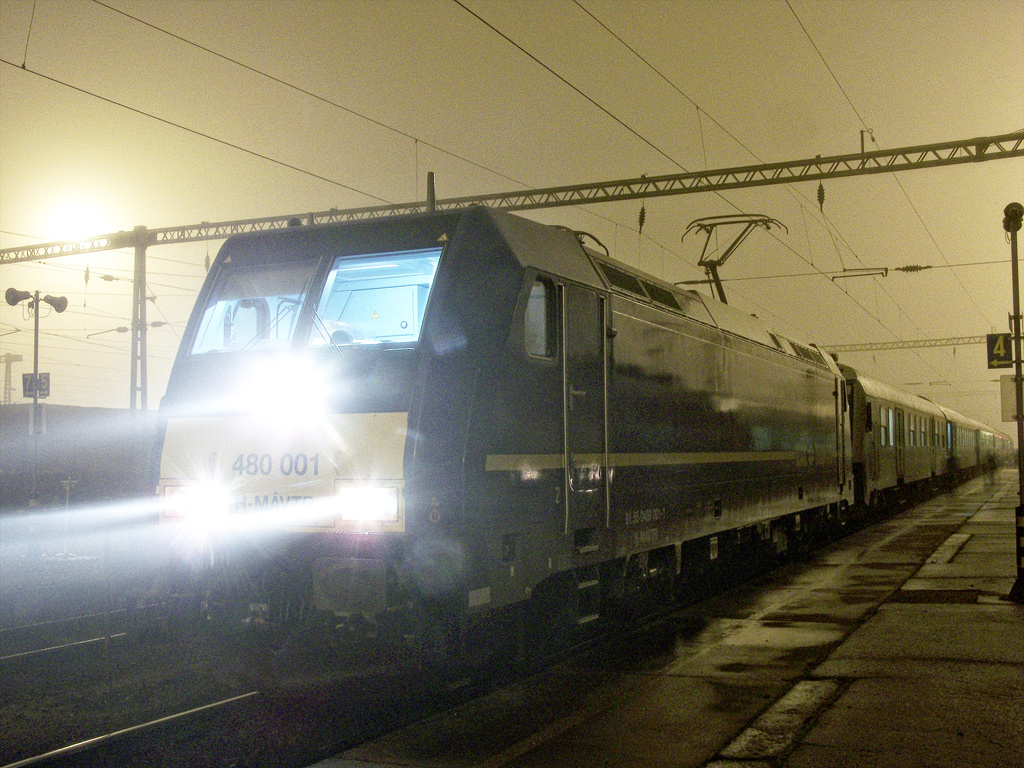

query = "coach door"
[[562, 283, 609, 546], [894, 408, 906, 480], [835, 376, 847, 494]]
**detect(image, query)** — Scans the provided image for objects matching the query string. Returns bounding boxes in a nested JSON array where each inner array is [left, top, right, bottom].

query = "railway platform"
[[313, 469, 1024, 768]]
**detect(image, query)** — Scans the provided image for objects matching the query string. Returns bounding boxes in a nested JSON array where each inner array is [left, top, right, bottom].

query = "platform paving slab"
[[781, 476, 1024, 768], [313, 473, 1021, 768]]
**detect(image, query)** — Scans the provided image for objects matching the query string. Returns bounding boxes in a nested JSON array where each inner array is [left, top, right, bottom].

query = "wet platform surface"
[[314, 471, 1024, 768]]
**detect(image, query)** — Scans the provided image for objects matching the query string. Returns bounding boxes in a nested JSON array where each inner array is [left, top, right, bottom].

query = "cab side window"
[[525, 278, 556, 359]]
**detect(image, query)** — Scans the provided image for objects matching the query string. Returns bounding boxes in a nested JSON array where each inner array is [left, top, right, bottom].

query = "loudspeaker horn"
[[5, 288, 31, 306], [42, 295, 68, 313]]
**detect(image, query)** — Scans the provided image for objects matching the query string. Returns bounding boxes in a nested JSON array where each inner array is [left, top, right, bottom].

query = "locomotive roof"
[[485, 208, 839, 375], [214, 207, 840, 375]]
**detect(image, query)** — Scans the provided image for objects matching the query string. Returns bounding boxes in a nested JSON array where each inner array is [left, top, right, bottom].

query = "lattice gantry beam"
[[2, 128, 1022, 265], [825, 336, 987, 352]]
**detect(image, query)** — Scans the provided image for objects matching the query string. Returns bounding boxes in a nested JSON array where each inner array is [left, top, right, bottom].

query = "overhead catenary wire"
[[561, 0, 944, 370], [451, 0, 902, 337], [0, 56, 395, 205], [2, 3, 1007, 411], [783, 0, 995, 331]]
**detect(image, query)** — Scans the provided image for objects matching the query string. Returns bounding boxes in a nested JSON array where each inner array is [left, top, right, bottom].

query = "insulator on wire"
[[817, 182, 825, 213], [639, 204, 647, 234], [895, 264, 932, 273]]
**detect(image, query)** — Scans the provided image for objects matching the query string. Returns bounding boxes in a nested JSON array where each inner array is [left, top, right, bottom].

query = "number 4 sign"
[[988, 333, 1013, 369]]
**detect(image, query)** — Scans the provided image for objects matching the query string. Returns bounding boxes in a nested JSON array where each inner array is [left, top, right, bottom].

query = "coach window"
[[879, 407, 888, 446], [525, 277, 556, 359]]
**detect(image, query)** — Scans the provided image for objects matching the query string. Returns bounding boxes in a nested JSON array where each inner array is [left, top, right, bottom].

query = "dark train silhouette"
[[153, 207, 1012, 658]]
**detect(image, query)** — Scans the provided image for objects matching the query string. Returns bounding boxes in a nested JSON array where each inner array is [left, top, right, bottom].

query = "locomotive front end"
[[155, 215, 458, 631]]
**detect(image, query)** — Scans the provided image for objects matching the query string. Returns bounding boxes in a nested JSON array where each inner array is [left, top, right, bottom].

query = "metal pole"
[[30, 291, 40, 508], [130, 227, 149, 410], [1003, 202, 1024, 603]]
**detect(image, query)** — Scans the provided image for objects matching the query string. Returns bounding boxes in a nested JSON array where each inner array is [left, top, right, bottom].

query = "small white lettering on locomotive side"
[[625, 508, 665, 526], [633, 528, 660, 547]]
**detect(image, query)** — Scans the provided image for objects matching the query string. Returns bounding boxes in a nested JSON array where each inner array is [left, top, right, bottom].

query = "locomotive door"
[[562, 283, 609, 541]]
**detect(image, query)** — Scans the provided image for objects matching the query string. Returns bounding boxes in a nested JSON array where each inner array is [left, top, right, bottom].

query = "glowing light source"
[[235, 352, 335, 430], [162, 481, 234, 522], [336, 484, 400, 523], [44, 194, 119, 243]]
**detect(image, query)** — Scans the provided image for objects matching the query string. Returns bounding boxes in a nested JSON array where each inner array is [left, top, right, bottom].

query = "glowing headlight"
[[162, 482, 234, 520], [336, 484, 400, 523], [236, 353, 335, 428]]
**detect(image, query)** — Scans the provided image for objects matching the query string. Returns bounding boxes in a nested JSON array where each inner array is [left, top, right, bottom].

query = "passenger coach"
[[843, 364, 1012, 508]]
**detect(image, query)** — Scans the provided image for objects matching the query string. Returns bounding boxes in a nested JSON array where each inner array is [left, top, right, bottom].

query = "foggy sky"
[[0, 0, 1022, 431]]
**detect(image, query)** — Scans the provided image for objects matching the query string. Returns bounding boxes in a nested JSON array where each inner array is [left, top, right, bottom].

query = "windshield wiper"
[[312, 310, 344, 357]]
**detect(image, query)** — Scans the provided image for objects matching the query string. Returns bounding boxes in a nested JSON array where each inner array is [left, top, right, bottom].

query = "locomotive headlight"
[[335, 483, 400, 523], [162, 481, 234, 522]]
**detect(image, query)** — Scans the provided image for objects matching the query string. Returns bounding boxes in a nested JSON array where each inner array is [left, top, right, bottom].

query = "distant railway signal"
[[1001, 201, 1024, 604]]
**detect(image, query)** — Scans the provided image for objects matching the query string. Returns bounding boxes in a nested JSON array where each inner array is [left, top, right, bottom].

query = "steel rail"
[[0, 632, 127, 663], [0, 691, 260, 768]]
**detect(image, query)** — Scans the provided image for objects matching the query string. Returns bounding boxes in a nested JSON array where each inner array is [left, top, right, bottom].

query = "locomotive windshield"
[[188, 245, 442, 356], [190, 260, 318, 354], [309, 247, 441, 347]]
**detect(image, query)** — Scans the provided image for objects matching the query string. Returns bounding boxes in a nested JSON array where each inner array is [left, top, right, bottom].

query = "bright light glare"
[[44, 194, 119, 242], [162, 482, 234, 521], [337, 485, 399, 523], [236, 353, 333, 428]]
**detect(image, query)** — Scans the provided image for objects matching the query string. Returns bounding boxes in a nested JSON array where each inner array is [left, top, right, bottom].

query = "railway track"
[[1, 692, 260, 768], [0, 479, 991, 768], [0, 610, 127, 664]]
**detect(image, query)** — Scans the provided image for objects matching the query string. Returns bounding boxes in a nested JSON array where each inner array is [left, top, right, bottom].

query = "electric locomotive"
[[155, 206, 863, 651]]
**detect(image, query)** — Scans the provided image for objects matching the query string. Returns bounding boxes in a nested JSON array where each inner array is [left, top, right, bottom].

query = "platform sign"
[[22, 372, 50, 398], [987, 332, 1013, 369], [1001, 375, 1020, 422]]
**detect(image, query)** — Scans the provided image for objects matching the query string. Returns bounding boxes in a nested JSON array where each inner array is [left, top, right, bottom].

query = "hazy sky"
[[0, 0, 1022, 430]]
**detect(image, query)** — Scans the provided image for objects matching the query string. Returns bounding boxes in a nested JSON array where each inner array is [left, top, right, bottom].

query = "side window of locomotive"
[[525, 278, 556, 359]]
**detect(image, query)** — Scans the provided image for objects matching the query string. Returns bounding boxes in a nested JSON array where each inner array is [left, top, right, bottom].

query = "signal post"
[[1003, 202, 1024, 603]]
